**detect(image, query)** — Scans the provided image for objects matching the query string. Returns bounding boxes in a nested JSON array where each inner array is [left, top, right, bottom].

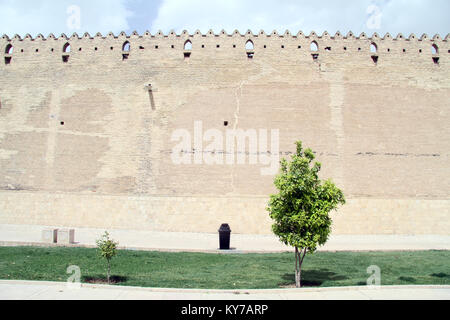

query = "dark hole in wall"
[[371, 55, 379, 64], [139, 46, 144, 50], [433, 57, 439, 65], [62, 55, 69, 63], [60, 121, 65, 126], [184, 52, 191, 59], [312, 53, 319, 61], [155, 45, 159, 49], [325, 47, 331, 51], [5, 56, 12, 65], [247, 52, 254, 59], [224, 121, 229, 127], [122, 53, 129, 61]]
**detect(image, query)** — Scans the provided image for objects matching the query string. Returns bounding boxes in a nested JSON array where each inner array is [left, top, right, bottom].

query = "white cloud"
[[151, 0, 450, 36], [0, 0, 133, 37]]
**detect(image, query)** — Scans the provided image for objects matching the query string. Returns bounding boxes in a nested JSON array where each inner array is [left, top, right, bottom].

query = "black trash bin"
[[218, 224, 231, 250]]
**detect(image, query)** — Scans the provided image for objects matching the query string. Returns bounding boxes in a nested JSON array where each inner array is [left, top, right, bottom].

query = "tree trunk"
[[107, 260, 111, 284], [295, 247, 307, 288], [295, 247, 301, 288]]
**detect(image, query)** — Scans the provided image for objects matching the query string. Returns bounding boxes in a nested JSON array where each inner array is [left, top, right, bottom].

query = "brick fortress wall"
[[0, 30, 448, 234]]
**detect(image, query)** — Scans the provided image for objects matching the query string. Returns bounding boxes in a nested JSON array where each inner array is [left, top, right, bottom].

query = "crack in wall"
[[356, 152, 441, 158], [229, 81, 245, 193], [228, 62, 278, 195]]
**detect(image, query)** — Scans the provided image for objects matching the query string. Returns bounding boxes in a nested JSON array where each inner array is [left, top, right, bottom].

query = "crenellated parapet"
[[1, 30, 449, 41], [1, 30, 449, 67]]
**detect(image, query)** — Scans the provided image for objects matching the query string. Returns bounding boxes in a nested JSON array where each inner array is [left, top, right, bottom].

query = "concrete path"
[[0, 280, 449, 300], [0, 224, 449, 253]]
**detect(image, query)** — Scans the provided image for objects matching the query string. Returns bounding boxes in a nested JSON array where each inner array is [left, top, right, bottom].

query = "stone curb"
[[1, 280, 449, 295]]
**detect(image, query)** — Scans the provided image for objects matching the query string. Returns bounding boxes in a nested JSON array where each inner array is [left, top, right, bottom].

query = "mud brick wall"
[[0, 30, 448, 234]]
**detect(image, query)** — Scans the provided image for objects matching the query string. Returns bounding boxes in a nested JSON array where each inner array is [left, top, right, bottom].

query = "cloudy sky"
[[0, 0, 448, 37]]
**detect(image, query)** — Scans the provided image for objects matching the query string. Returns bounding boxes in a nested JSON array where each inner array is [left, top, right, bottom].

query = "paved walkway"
[[0, 280, 449, 300], [0, 224, 449, 253]]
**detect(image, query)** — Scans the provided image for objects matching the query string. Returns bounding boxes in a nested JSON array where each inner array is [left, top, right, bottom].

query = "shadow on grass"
[[82, 275, 128, 285], [431, 273, 449, 279], [280, 269, 349, 288], [398, 276, 416, 283]]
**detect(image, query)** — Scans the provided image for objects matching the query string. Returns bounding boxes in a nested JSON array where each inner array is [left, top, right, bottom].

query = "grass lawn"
[[0, 246, 449, 289]]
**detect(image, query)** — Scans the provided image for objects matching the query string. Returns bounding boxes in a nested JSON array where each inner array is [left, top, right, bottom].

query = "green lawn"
[[0, 247, 449, 289]]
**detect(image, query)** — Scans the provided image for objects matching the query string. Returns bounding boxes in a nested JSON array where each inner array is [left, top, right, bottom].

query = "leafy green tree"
[[268, 141, 345, 288], [96, 231, 119, 284]]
